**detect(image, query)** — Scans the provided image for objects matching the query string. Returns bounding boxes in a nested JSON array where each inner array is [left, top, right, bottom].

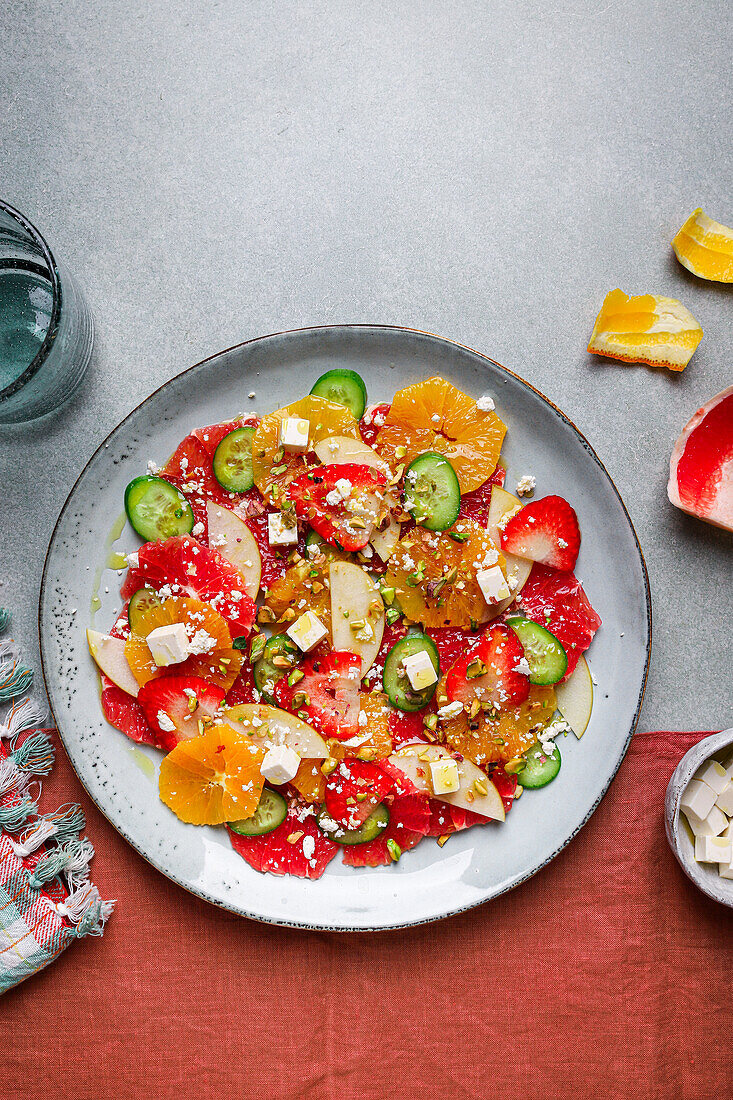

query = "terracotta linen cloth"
[[4, 730, 731, 1100]]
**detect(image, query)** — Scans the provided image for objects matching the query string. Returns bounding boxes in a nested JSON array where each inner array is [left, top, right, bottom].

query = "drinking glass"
[[0, 201, 93, 424]]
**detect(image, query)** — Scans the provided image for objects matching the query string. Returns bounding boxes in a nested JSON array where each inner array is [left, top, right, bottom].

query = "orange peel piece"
[[587, 289, 702, 372], [672, 208, 733, 283], [158, 726, 264, 824]]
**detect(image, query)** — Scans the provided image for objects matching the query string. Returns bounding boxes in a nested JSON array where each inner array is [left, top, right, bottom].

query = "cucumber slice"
[[127, 587, 162, 633], [228, 788, 287, 836], [506, 615, 567, 685], [310, 369, 367, 419], [212, 426, 256, 492], [516, 741, 561, 788], [253, 634, 299, 703], [382, 633, 440, 712], [124, 475, 194, 541], [402, 452, 461, 531], [317, 802, 389, 845]]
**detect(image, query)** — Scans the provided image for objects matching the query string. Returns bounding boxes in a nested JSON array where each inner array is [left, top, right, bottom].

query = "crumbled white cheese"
[[514, 656, 531, 676], [187, 628, 217, 656], [437, 701, 465, 721], [156, 710, 177, 732], [335, 478, 353, 499], [302, 834, 315, 860], [476, 394, 495, 412], [192, 522, 205, 538], [126, 551, 140, 568], [516, 474, 536, 497]]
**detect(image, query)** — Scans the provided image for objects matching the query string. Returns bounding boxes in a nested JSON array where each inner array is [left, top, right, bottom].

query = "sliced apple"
[[206, 502, 261, 599], [87, 629, 139, 697], [486, 485, 532, 616], [370, 514, 401, 562], [555, 656, 593, 738], [222, 704, 328, 758], [313, 434, 390, 472], [329, 561, 385, 675], [388, 742, 505, 821]]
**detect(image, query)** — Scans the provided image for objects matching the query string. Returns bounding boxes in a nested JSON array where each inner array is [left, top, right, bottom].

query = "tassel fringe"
[[1, 696, 49, 741], [0, 662, 34, 703], [10, 729, 55, 775], [0, 609, 11, 633]]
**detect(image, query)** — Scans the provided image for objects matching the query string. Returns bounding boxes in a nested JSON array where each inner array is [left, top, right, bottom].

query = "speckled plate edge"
[[39, 324, 652, 931], [664, 728, 733, 908]]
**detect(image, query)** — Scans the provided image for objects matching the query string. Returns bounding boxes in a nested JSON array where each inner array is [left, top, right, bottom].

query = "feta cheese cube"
[[278, 417, 310, 453], [476, 564, 510, 605], [684, 804, 729, 838], [714, 783, 733, 816], [694, 834, 733, 864], [402, 650, 438, 691], [693, 759, 729, 795], [719, 747, 733, 782], [146, 622, 189, 667], [680, 779, 717, 825], [268, 512, 298, 546], [429, 758, 461, 796], [286, 611, 328, 653], [260, 744, 300, 784]]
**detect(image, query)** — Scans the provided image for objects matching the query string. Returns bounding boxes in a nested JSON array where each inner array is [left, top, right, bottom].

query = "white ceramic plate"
[[40, 326, 651, 930]]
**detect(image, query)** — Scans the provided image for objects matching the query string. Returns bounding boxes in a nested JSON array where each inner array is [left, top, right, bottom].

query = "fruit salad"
[[87, 370, 602, 879]]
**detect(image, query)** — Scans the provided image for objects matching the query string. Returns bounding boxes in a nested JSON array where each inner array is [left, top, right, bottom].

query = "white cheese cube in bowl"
[[476, 564, 510, 605], [429, 758, 460, 796], [279, 417, 310, 454], [260, 744, 300, 784], [680, 779, 717, 826], [146, 623, 189, 667], [402, 651, 438, 692], [268, 512, 298, 547], [684, 804, 729, 838], [693, 759, 729, 796], [715, 784, 733, 816], [694, 834, 733, 864], [286, 611, 328, 653]]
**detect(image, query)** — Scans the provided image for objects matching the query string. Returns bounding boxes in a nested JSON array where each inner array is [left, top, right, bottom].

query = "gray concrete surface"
[[0, 0, 730, 731]]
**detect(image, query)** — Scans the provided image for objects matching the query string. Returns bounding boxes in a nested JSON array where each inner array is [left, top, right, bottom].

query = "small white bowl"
[[665, 728, 733, 909]]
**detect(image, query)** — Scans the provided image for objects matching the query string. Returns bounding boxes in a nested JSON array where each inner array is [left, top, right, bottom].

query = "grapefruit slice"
[[518, 564, 601, 678], [667, 386, 733, 532], [374, 377, 506, 491], [228, 801, 338, 878], [158, 725, 264, 825], [672, 208, 733, 283], [341, 790, 430, 867], [587, 289, 703, 372]]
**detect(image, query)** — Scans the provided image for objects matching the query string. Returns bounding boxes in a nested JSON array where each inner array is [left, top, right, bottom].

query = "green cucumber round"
[[212, 426, 256, 492], [317, 802, 389, 845], [402, 452, 461, 531], [124, 475, 194, 541], [127, 587, 162, 633], [382, 632, 440, 712], [506, 615, 567, 685], [516, 741, 561, 788], [310, 368, 367, 419], [253, 634, 299, 703], [228, 788, 287, 836]]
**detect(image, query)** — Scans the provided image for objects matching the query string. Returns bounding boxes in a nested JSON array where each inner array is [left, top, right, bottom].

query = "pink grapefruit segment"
[[667, 386, 733, 532]]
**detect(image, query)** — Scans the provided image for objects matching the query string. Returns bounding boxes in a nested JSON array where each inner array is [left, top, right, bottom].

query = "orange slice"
[[385, 519, 507, 629], [356, 692, 394, 760], [259, 555, 332, 635], [440, 682, 556, 766], [587, 289, 703, 372], [374, 376, 506, 491], [290, 759, 326, 804], [159, 725, 264, 824], [252, 395, 360, 505], [672, 208, 733, 283], [125, 597, 243, 691]]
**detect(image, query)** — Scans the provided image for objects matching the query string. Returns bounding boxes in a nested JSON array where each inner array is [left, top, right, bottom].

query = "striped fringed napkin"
[[0, 613, 114, 994]]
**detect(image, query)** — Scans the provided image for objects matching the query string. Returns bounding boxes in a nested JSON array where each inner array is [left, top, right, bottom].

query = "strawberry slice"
[[458, 466, 506, 524], [288, 463, 388, 552], [134, 535, 256, 638], [445, 623, 530, 711], [500, 494, 580, 571], [518, 564, 601, 677], [224, 662, 260, 706], [137, 675, 225, 751], [274, 650, 361, 740], [359, 402, 391, 446], [324, 759, 395, 830], [228, 800, 338, 879], [341, 789, 430, 867]]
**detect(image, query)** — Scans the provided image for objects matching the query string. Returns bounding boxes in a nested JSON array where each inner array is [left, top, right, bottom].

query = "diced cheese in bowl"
[[279, 417, 310, 453], [680, 751, 733, 884], [146, 623, 189, 667], [286, 611, 328, 653], [693, 759, 729, 796], [694, 834, 733, 864]]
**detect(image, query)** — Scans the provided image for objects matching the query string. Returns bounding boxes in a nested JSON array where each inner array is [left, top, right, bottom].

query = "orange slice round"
[[159, 725, 264, 824], [672, 208, 733, 283], [385, 519, 507, 630], [374, 376, 506, 491], [252, 395, 360, 505], [587, 289, 703, 372], [125, 597, 243, 691], [440, 683, 556, 766]]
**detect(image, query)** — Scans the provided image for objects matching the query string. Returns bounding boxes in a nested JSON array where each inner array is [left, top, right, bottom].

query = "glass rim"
[[0, 199, 62, 403]]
